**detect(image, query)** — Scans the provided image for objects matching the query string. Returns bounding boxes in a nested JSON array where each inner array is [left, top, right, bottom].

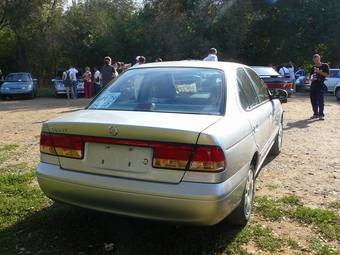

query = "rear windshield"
[[330, 69, 340, 78], [5, 73, 30, 82], [88, 67, 225, 115], [252, 67, 280, 77]]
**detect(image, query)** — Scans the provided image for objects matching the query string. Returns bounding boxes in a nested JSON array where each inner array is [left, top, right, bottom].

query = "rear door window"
[[245, 68, 269, 103], [237, 68, 259, 109]]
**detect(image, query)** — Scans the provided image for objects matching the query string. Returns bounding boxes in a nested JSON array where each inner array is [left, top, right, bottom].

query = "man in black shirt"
[[100, 56, 117, 87], [308, 54, 329, 120]]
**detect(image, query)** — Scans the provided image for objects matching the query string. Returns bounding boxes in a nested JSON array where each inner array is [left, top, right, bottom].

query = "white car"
[[324, 68, 340, 93], [37, 61, 285, 226], [334, 83, 340, 100]]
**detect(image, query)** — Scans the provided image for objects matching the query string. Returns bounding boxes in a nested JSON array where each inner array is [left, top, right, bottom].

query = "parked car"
[[252, 66, 294, 98], [294, 69, 305, 80], [0, 72, 37, 99], [334, 83, 340, 100], [324, 68, 340, 93], [52, 69, 84, 97], [37, 61, 285, 226], [295, 76, 311, 91]]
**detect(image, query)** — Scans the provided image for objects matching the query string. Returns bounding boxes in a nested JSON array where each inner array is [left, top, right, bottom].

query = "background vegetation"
[[1, 0, 340, 84]]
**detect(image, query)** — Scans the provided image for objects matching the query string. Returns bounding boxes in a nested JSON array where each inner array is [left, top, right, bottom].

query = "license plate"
[[85, 143, 152, 173]]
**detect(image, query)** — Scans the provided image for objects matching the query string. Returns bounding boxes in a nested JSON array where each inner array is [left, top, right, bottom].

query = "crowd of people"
[[62, 49, 217, 100], [1, 48, 328, 120]]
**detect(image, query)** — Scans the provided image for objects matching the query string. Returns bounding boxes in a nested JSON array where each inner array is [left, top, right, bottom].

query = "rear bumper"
[[36, 162, 246, 225]]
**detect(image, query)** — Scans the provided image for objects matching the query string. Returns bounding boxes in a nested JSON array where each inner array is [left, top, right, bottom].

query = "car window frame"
[[236, 68, 260, 112], [86, 66, 227, 116], [244, 67, 270, 105]]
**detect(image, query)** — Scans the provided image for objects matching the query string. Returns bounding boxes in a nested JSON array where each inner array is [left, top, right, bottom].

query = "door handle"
[[253, 124, 259, 133]]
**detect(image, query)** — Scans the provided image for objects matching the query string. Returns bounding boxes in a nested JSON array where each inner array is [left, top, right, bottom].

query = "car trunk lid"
[[45, 110, 222, 183]]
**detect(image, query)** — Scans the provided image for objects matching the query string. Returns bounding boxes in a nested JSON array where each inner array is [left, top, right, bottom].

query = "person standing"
[[308, 54, 329, 120], [93, 67, 101, 95], [83, 66, 92, 98], [100, 56, 117, 87], [203, 48, 218, 62], [279, 65, 290, 78], [62, 70, 71, 99], [68, 66, 78, 99]]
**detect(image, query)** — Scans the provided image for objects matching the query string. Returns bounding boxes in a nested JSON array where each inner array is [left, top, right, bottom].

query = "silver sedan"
[[37, 61, 284, 225]]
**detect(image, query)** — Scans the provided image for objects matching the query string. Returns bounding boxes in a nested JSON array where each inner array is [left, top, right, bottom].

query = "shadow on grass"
[[0, 203, 244, 255]]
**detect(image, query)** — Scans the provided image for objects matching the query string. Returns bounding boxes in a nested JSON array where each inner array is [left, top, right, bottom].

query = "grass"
[[36, 87, 55, 98], [328, 201, 340, 210], [255, 195, 340, 242], [226, 224, 283, 254], [0, 144, 19, 164], [309, 238, 340, 255]]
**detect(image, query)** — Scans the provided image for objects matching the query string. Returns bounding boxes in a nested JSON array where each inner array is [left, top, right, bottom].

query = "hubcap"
[[244, 170, 254, 218]]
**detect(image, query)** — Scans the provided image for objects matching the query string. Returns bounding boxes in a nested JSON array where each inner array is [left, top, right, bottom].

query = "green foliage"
[[1, 0, 340, 82]]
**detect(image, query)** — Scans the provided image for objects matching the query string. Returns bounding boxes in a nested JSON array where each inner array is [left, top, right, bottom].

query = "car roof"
[[251, 66, 274, 69], [130, 61, 247, 71], [7, 72, 31, 75]]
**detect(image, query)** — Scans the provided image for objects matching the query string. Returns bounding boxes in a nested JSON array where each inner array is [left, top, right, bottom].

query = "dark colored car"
[[252, 66, 294, 97], [52, 69, 84, 97], [0, 72, 38, 99]]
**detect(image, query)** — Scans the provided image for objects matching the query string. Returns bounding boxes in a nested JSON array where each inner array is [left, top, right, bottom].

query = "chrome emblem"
[[108, 126, 119, 136]]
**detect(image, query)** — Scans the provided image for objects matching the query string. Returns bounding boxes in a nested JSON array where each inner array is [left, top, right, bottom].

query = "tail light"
[[152, 144, 225, 172], [40, 133, 56, 155], [40, 133, 226, 172], [189, 146, 225, 171], [153, 144, 192, 170], [40, 132, 82, 159]]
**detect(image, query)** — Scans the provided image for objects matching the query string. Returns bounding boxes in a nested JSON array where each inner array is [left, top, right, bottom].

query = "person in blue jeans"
[[68, 66, 79, 99], [308, 54, 329, 120]]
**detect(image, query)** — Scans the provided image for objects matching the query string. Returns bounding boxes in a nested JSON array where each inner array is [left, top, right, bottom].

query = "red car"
[[252, 66, 294, 97]]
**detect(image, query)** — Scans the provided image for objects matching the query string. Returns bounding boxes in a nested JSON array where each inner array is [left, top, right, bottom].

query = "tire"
[[270, 117, 283, 156], [336, 88, 340, 101], [29, 90, 35, 99], [227, 165, 255, 226]]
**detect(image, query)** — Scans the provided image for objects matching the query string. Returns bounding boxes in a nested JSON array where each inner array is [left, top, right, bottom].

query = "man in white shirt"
[[68, 67, 78, 99], [288, 61, 296, 85], [279, 65, 290, 78], [93, 67, 101, 95], [203, 48, 218, 62]]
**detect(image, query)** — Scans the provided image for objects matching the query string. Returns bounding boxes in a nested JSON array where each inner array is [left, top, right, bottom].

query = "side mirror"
[[268, 89, 288, 103]]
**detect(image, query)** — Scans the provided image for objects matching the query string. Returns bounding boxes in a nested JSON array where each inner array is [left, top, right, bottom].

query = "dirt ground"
[[0, 94, 339, 254]]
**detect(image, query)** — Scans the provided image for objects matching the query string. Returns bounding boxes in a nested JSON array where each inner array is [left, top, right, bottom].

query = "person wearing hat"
[[203, 48, 218, 62], [308, 54, 329, 120], [100, 56, 117, 87]]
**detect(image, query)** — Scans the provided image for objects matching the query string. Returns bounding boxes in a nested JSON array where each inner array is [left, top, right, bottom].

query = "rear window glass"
[[88, 67, 225, 115], [330, 69, 340, 78], [252, 67, 280, 77]]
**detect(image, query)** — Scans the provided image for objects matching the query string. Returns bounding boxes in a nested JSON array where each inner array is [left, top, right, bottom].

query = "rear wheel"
[[227, 165, 255, 226], [336, 88, 340, 101], [271, 118, 283, 155]]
